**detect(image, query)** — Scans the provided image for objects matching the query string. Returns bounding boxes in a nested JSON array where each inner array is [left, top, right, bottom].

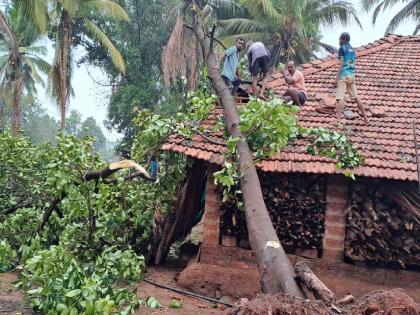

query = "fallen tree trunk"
[[186, 1, 302, 297], [295, 261, 335, 305]]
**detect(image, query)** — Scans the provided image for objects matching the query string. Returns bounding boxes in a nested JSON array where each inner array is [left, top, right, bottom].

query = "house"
[[161, 35, 420, 300]]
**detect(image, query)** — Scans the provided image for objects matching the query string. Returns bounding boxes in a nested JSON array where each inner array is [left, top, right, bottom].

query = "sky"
[[38, 0, 417, 141]]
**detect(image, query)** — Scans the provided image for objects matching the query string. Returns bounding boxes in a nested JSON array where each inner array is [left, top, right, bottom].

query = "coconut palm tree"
[[361, 0, 420, 34], [0, 2, 50, 135], [217, 0, 361, 65], [48, 0, 130, 129]]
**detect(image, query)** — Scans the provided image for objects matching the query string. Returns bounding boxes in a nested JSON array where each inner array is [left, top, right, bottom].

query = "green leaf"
[[169, 299, 183, 309], [66, 289, 81, 297]]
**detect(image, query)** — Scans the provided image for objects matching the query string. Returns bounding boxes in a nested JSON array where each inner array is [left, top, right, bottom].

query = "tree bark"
[[295, 261, 335, 304], [12, 69, 23, 136], [59, 10, 71, 130], [0, 10, 22, 136], [187, 1, 303, 297]]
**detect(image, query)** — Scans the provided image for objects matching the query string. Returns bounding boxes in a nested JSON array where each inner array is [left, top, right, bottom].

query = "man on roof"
[[282, 61, 307, 106], [246, 40, 270, 98], [335, 32, 369, 124], [220, 37, 244, 95]]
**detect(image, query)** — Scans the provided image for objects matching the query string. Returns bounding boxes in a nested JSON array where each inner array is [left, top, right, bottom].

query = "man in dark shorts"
[[283, 61, 307, 106], [246, 41, 270, 97], [220, 37, 244, 95]]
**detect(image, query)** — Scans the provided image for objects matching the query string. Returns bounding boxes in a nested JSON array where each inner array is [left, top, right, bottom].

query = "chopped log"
[[295, 261, 335, 305]]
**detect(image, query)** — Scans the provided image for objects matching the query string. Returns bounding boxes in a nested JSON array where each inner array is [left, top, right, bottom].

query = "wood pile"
[[221, 173, 327, 250], [345, 181, 420, 268]]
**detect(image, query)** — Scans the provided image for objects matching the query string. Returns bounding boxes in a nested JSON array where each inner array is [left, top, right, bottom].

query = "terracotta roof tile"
[[163, 35, 420, 182]]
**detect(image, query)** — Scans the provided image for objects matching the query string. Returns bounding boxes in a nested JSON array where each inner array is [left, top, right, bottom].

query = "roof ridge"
[[297, 34, 416, 76]]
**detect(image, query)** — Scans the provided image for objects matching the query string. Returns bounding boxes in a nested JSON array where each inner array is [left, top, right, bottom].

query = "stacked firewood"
[[220, 173, 327, 250], [345, 181, 420, 268]]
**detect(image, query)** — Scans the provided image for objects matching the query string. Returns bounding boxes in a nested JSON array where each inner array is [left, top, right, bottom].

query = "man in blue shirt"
[[335, 32, 369, 124], [221, 37, 244, 95]]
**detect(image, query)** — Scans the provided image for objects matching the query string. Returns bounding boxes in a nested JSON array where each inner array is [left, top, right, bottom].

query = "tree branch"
[[183, 23, 226, 50]]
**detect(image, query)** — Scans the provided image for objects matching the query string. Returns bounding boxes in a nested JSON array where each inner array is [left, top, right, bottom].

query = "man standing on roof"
[[283, 61, 307, 106], [247, 40, 270, 97], [220, 37, 244, 95], [335, 32, 369, 124]]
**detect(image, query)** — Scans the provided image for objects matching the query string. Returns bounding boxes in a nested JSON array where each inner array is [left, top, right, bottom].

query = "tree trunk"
[[295, 261, 335, 304], [11, 71, 22, 136], [0, 10, 22, 136], [59, 11, 70, 130], [188, 3, 303, 297]]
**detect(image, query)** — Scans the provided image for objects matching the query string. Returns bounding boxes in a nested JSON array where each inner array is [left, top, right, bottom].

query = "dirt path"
[[137, 266, 228, 315], [0, 272, 31, 315]]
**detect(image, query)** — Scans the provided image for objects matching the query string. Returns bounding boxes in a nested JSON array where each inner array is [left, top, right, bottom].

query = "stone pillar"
[[203, 165, 222, 245], [322, 176, 348, 261]]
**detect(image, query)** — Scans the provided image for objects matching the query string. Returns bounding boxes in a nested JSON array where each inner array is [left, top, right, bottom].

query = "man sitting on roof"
[[220, 37, 244, 95], [247, 40, 270, 98], [334, 32, 369, 124], [282, 61, 307, 106]]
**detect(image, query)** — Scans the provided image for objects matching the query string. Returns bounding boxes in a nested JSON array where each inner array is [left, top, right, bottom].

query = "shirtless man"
[[283, 61, 307, 106]]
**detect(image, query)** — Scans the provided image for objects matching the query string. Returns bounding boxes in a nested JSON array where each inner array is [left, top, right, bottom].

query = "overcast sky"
[[39, 0, 417, 141]]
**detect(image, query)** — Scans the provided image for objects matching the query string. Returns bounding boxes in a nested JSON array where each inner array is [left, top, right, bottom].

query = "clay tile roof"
[[163, 35, 420, 182]]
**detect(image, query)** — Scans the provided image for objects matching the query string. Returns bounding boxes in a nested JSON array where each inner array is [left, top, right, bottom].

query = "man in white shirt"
[[247, 41, 270, 97]]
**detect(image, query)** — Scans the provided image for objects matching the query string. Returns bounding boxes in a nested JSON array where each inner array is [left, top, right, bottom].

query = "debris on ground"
[[228, 289, 420, 315], [228, 294, 330, 315], [344, 289, 419, 315]]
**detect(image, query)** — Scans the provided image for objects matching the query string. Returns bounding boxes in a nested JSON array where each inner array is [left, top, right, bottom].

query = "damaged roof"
[[162, 34, 420, 181]]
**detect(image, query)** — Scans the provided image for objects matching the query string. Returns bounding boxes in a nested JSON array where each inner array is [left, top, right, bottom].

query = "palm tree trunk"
[[11, 71, 22, 136], [0, 102, 4, 130], [190, 4, 303, 297], [0, 10, 21, 136], [59, 10, 71, 130]]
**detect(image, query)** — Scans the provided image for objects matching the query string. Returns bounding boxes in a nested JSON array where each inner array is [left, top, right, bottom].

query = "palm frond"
[[372, 0, 386, 24], [414, 22, 420, 35], [316, 1, 362, 29], [22, 56, 44, 87], [211, 0, 248, 19], [29, 56, 51, 75], [19, 45, 47, 55], [15, 0, 49, 33], [82, 0, 130, 21], [218, 18, 265, 35], [83, 21, 126, 74], [162, 15, 186, 87], [317, 41, 338, 54], [240, 0, 281, 20], [386, 0, 420, 33], [361, 0, 381, 11]]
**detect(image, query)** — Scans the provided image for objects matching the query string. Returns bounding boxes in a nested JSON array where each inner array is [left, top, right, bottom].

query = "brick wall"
[[322, 175, 348, 261], [203, 165, 222, 245]]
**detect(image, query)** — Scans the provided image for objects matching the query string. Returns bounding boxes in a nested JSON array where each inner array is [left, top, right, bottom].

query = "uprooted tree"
[[164, 0, 304, 296]]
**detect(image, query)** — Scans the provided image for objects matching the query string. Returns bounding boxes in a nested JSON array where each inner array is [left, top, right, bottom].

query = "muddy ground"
[[0, 267, 227, 315], [2, 266, 419, 315]]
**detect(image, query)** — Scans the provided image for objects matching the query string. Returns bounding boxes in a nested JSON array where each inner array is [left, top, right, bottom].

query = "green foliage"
[[304, 127, 364, 179], [214, 97, 363, 202], [146, 296, 162, 309], [76, 0, 180, 152], [19, 245, 144, 314], [169, 299, 183, 309], [0, 130, 173, 313], [217, 0, 360, 65], [0, 240, 17, 272], [239, 97, 299, 158]]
